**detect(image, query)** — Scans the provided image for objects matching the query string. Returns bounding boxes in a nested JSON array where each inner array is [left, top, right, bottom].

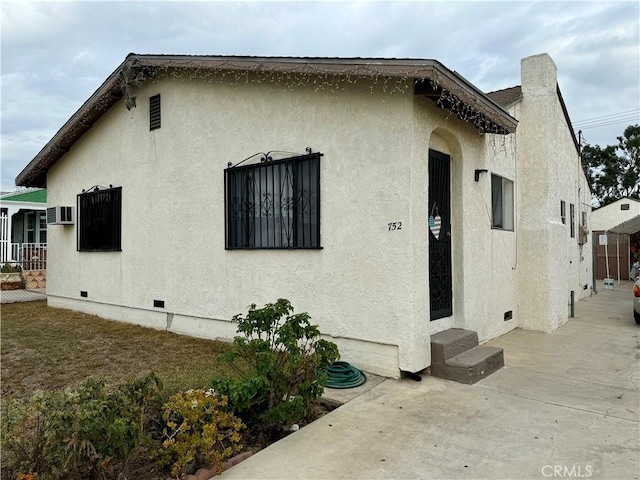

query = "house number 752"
[[388, 222, 402, 231]]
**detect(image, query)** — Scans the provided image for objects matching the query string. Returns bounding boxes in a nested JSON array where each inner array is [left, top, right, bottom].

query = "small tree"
[[210, 299, 339, 444], [582, 124, 640, 207]]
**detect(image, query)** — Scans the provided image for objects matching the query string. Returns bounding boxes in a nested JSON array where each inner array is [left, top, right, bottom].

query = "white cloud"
[[1, 0, 638, 190]]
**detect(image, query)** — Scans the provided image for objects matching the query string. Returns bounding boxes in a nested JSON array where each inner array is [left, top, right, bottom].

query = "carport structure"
[[598, 214, 640, 285]]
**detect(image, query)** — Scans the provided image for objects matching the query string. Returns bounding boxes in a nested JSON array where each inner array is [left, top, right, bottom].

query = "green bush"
[[1, 373, 163, 480], [157, 388, 245, 478], [210, 299, 339, 444], [1, 396, 48, 478]]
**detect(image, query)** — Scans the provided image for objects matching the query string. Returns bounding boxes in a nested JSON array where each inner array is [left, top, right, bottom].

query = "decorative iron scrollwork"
[[226, 151, 321, 249], [227, 148, 315, 168]]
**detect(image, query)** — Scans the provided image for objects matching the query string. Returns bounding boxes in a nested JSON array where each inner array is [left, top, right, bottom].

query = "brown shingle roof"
[[486, 86, 522, 108], [486, 84, 580, 155]]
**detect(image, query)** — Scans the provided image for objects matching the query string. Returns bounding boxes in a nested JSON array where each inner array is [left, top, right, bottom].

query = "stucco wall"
[[591, 198, 640, 231], [48, 72, 508, 377], [514, 54, 592, 332], [44, 57, 583, 377], [485, 134, 519, 341]]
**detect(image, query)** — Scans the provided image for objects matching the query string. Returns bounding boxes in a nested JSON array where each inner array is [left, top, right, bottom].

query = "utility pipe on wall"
[[570, 290, 575, 318]]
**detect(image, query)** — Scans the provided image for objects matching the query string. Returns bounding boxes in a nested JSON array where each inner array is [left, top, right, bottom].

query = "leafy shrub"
[[1, 373, 163, 480], [1, 396, 47, 478], [210, 299, 340, 444], [157, 388, 245, 478]]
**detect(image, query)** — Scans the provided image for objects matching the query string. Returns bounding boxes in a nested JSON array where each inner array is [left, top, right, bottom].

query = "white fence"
[[1, 243, 47, 271], [0, 215, 8, 264]]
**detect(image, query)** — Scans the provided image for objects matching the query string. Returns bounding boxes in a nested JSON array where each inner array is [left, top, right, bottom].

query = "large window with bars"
[[78, 186, 122, 252], [225, 152, 321, 249]]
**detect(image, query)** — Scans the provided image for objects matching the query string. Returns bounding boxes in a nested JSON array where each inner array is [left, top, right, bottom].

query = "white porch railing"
[[0, 215, 8, 264], [1, 243, 47, 271]]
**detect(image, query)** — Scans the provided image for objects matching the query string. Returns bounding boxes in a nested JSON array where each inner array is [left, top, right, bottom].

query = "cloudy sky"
[[1, 0, 639, 191]]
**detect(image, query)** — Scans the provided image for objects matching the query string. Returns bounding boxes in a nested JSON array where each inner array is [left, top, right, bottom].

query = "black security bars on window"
[[78, 186, 122, 252], [225, 152, 321, 249]]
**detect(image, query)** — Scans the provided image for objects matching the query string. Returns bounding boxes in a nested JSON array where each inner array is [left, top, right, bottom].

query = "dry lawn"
[[1, 301, 234, 400]]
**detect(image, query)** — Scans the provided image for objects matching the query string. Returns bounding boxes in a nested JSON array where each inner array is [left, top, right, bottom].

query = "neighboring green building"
[[1, 189, 47, 266]]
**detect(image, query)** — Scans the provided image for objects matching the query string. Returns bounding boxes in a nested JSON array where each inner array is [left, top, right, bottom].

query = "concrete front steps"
[[430, 328, 504, 384]]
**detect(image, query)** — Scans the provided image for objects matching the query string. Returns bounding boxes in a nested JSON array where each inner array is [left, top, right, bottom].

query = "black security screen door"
[[428, 149, 452, 320]]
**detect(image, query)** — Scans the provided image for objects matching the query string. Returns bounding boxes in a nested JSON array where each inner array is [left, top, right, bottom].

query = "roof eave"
[[556, 85, 580, 156], [16, 54, 518, 187], [15, 56, 131, 188]]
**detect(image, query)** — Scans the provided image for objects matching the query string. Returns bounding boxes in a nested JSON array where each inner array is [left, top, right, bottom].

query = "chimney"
[[521, 53, 557, 94]]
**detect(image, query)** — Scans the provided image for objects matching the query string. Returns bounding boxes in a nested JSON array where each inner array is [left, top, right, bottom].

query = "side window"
[[570, 203, 575, 238], [560, 200, 566, 224], [78, 186, 122, 252], [491, 174, 514, 231], [39, 212, 47, 244], [26, 212, 36, 243], [225, 153, 321, 249]]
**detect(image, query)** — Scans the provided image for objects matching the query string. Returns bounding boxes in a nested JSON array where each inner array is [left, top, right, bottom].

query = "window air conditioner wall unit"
[[578, 225, 589, 245], [47, 206, 75, 225]]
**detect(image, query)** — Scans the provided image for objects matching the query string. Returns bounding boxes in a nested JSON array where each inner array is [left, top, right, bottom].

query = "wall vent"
[[504, 310, 513, 321], [153, 299, 165, 308], [80, 291, 88, 298], [150, 94, 161, 130], [47, 206, 74, 225]]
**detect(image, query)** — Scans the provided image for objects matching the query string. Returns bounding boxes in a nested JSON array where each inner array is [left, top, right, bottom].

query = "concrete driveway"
[[221, 282, 640, 480]]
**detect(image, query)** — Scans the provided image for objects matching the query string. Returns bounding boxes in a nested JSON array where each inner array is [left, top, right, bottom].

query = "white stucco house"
[[16, 52, 591, 378], [591, 197, 640, 232]]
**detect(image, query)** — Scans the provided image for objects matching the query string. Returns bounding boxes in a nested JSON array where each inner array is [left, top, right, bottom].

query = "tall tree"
[[582, 124, 640, 207]]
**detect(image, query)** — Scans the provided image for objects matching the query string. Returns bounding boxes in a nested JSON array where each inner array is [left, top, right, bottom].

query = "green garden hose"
[[323, 361, 366, 389]]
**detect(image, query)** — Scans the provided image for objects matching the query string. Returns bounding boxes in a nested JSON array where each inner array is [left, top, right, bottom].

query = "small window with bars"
[[78, 186, 122, 252], [225, 152, 321, 249], [150, 94, 161, 130]]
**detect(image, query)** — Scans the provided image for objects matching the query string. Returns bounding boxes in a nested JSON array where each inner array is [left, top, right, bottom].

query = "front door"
[[428, 149, 452, 320]]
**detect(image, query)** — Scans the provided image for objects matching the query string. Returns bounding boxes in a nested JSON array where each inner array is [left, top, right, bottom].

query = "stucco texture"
[[44, 56, 591, 377]]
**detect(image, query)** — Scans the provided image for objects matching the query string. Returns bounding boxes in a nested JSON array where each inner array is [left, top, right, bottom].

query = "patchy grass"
[[1, 301, 234, 401]]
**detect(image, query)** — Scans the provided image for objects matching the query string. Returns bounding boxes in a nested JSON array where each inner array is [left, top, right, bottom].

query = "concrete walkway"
[[221, 282, 639, 480]]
